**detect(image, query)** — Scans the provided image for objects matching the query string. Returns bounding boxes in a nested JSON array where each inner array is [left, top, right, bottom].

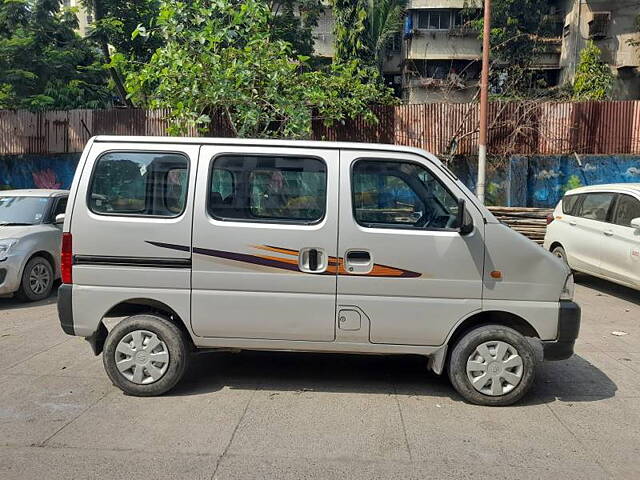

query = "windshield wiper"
[[0, 222, 33, 226]]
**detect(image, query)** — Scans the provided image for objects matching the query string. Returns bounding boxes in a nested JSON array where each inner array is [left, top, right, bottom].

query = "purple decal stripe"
[[146, 241, 191, 252], [192, 246, 301, 272]]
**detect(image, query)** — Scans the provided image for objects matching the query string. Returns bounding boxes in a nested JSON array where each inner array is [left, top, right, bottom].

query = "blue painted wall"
[[1, 153, 639, 207], [0, 154, 80, 191]]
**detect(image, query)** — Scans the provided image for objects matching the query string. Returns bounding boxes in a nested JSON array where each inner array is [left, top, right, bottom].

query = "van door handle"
[[344, 250, 373, 274], [346, 250, 371, 264], [298, 247, 327, 273], [603, 230, 614, 237], [569, 221, 577, 226]]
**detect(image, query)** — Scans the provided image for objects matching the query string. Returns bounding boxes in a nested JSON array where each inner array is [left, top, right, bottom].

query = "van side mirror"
[[631, 217, 640, 229], [456, 198, 474, 235], [55, 213, 65, 225]]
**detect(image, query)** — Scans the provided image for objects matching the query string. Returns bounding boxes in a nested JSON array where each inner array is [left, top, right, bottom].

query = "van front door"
[[190, 146, 338, 341], [337, 150, 485, 346]]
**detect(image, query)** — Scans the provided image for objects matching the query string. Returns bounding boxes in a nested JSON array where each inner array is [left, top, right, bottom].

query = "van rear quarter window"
[[88, 151, 189, 217], [209, 155, 326, 224]]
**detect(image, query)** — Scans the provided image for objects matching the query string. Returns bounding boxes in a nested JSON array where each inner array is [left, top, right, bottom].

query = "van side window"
[[575, 192, 614, 222], [352, 160, 459, 229], [209, 155, 326, 223], [89, 152, 189, 217], [561, 194, 580, 215], [613, 194, 640, 227]]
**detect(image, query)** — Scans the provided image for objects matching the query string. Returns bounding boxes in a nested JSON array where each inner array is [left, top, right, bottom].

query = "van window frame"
[[350, 157, 461, 232], [86, 149, 191, 219], [206, 152, 329, 226]]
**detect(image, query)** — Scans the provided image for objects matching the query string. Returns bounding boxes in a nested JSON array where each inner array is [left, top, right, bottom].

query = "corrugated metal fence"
[[2, 100, 640, 155]]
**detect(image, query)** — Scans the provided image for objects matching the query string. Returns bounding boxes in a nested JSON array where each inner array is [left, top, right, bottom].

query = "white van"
[[58, 136, 580, 406], [544, 183, 640, 290]]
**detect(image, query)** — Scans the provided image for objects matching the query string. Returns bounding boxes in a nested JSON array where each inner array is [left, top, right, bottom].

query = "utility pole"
[[477, 0, 491, 204]]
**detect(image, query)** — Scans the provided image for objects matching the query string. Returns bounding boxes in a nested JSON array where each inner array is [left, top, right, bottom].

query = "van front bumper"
[[542, 300, 581, 360]]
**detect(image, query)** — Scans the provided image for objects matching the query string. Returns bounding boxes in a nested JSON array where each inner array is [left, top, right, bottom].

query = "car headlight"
[[560, 273, 574, 301], [0, 238, 19, 260]]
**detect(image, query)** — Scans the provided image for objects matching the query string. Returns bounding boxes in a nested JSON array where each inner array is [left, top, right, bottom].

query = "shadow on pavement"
[[0, 284, 58, 311], [576, 273, 640, 306], [169, 350, 617, 405]]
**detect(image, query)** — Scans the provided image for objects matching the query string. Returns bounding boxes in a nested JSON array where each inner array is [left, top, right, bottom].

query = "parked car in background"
[[0, 189, 69, 301], [544, 183, 640, 291], [58, 136, 580, 406]]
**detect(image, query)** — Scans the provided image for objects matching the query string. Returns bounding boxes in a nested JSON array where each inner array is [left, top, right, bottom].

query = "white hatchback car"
[[544, 183, 640, 290]]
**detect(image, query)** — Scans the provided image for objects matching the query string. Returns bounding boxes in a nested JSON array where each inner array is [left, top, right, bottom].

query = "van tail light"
[[546, 214, 555, 225], [61, 233, 73, 284]]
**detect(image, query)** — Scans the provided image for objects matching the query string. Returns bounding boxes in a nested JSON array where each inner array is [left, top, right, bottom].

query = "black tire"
[[16, 256, 54, 302], [103, 315, 190, 396], [552, 245, 568, 265], [448, 325, 536, 406]]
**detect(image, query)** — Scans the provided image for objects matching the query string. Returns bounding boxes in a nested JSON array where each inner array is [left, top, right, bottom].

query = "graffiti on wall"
[[448, 154, 640, 207], [0, 154, 80, 191]]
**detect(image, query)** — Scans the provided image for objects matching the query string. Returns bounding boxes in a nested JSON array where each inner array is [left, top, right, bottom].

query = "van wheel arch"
[[549, 241, 564, 253], [90, 298, 194, 356]]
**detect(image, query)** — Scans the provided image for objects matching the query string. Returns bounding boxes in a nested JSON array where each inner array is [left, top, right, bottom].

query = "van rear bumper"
[[542, 300, 581, 360], [57, 284, 75, 335]]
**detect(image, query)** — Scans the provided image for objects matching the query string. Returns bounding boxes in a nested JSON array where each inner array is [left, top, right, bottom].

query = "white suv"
[[544, 183, 640, 290]]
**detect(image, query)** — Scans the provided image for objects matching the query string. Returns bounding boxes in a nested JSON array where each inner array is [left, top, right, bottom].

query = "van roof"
[[92, 136, 443, 166], [0, 189, 68, 198], [565, 183, 640, 195]]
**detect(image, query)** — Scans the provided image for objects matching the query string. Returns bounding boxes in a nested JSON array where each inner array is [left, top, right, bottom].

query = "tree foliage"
[[572, 41, 613, 101], [468, 0, 558, 96], [268, 0, 323, 57], [126, 0, 395, 138], [365, 0, 406, 74], [332, 0, 371, 65], [0, 0, 110, 110]]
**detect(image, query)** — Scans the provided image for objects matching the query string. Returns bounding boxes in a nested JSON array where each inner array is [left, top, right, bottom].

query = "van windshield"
[[0, 196, 50, 225]]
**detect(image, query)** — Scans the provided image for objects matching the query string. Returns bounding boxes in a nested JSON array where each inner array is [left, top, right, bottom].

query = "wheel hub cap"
[[115, 330, 170, 385], [29, 264, 50, 294], [466, 340, 524, 396]]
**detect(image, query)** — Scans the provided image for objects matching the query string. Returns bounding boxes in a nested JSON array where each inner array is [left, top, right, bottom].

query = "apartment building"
[[312, 0, 639, 102], [63, 0, 93, 37], [559, 0, 640, 99]]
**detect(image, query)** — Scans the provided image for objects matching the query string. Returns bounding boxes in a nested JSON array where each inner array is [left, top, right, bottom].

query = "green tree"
[[126, 0, 395, 137], [572, 41, 613, 100], [0, 0, 110, 110], [332, 0, 371, 65], [268, 1, 323, 57], [468, 0, 558, 96], [365, 0, 406, 74]]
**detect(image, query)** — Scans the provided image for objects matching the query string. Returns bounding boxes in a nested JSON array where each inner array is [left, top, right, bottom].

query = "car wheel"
[[552, 245, 568, 265], [16, 256, 54, 302], [103, 315, 190, 396], [448, 325, 536, 406]]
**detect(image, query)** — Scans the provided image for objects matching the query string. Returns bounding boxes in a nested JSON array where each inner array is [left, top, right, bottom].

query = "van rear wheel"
[[103, 315, 190, 396], [448, 325, 536, 406]]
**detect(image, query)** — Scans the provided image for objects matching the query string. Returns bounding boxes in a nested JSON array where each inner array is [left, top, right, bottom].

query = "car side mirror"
[[55, 213, 65, 225], [457, 198, 474, 235], [631, 217, 640, 229]]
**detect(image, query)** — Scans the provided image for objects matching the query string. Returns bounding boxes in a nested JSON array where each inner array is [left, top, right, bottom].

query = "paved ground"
[[0, 276, 639, 479]]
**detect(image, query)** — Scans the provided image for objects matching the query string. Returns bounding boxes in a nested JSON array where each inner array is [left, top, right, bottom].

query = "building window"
[[588, 12, 610, 39], [415, 10, 465, 31]]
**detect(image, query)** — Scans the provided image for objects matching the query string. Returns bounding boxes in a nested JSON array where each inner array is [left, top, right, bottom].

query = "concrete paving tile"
[[7, 336, 104, 378], [547, 396, 640, 478], [213, 454, 609, 480], [0, 445, 216, 480], [228, 387, 410, 461], [0, 375, 111, 446], [47, 385, 256, 456], [397, 395, 598, 471]]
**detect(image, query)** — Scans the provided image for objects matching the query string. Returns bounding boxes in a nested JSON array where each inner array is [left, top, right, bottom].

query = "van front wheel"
[[103, 315, 190, 396], [448, 325, 536, 406]]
